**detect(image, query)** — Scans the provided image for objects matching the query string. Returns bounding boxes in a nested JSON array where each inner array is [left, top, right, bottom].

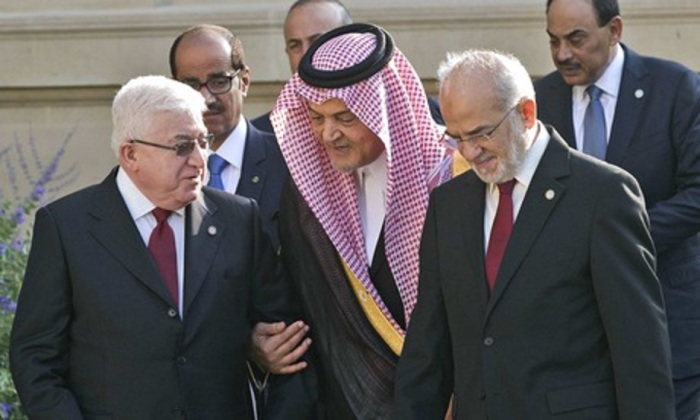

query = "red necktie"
[[149, 208, 178, 306], [485, 180, 516, 292]]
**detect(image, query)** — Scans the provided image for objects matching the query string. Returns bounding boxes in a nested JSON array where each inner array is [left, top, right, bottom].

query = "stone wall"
[[1, 0, 698, 198]]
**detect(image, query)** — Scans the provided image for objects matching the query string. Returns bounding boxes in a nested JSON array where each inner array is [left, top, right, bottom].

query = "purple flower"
[[10, 237, 23, 252], [0, 296, 16, 313], [11, 206, 25, 225], [0, 243, 6, 257], [0, 297, 16, 313], [0, 402, 13, 418], [31, 184, 45, 201]]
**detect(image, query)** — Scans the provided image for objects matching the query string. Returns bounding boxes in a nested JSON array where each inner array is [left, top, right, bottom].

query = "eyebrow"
[[546, 28, 586, 40]]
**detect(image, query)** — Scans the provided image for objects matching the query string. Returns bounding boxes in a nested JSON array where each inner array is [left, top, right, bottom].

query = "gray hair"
[[111, 75, 207, 156], [436, 49, 534, 112]]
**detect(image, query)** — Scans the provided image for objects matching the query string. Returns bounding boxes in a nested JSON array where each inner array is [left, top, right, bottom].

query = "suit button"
[[177, 355, 187, 365], [479, 390, 486, 400], [483, 336, 494, 346], [167, 308, 178, 318], [172, 407, 184, 416]]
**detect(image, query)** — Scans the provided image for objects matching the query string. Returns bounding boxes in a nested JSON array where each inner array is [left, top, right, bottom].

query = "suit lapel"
[[486, 131, 570, 316], [183, 190, 224, 316], [544, 76, 576, 147], [458, 174, 491, 307], [87, 168, 175, 305], [236, 121, 267, 202], [606, 46, 649, 166]]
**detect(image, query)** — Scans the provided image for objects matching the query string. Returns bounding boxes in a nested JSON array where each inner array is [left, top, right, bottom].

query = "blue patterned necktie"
[[582, 85, 607, 160], [207, 154, 228, 190]]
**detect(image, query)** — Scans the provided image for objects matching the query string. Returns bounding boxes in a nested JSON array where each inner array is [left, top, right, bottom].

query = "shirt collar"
[[116, 167, 186, 220], [487, 121, 549, 193], [357, 150, 388, 191], [210, 116, 247, 169], [573, 43, 624, 101]]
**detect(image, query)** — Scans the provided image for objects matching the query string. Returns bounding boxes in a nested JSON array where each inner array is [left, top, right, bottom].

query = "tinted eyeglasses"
[[129, 134, 214, 157], [441, 105, 517, 149], [181, 69, 242, 95]]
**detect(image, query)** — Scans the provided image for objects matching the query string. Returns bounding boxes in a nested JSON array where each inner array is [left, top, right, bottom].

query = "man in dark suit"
[[9, 75, 311, 418], [393, 49, 674, 419], [534, 1, 700, 417], [170, 24, 289, 251]]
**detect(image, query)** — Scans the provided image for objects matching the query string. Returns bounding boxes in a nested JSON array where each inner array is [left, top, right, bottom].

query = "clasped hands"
[[249, 320, 312, 374]]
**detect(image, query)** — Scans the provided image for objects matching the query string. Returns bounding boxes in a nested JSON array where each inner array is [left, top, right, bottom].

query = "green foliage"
[[0, 131, 77, 419]]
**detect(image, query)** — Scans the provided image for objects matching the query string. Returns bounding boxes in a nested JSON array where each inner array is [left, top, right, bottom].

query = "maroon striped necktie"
[[149, 208, 178, 306], [485, 180, 516, 292]]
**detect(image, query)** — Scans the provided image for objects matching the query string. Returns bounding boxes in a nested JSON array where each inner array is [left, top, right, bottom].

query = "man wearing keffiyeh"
[[252, 23, 462, 419]]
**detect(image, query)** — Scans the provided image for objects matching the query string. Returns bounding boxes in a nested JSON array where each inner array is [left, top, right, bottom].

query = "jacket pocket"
[[546, 381, 615, 414]]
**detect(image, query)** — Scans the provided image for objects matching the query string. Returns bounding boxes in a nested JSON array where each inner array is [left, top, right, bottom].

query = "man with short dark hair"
[[170, 24, 288, 250], [535, 1, 700, 417]]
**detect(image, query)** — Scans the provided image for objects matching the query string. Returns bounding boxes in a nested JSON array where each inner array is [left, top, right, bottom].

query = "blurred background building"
[[1, 0, 698, 199]]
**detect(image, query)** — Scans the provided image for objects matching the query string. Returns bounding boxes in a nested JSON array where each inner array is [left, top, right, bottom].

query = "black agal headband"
[[298, 23, 395, 89]]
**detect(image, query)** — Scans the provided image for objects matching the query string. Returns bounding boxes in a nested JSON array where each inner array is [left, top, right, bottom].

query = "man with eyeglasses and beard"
[[9, 75, 309, 419], [393, 49, 674, 419]]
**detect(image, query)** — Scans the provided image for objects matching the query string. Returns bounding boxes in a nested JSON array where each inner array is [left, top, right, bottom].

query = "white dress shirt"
[[206, 117, 248, 193], [572, 44, 624, 150], [484, 122, 549, 251], [116, 168, 186, 316], [357, 151, 388, 264]]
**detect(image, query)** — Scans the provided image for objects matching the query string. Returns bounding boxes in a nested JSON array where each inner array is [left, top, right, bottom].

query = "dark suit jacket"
[[250, 111, 273, 134], [9, 168, 308, 419], [393, 130, 674, 419], [236, 120, 289, 250], [535, 45, 700, 378]]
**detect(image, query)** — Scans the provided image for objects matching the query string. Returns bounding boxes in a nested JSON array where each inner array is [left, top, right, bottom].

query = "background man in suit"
[[534, 0, 700, 417], [251, 0, 446, 133], [257, 23, 456, 418], [169, 24, 288, 250], [393, 49, 674, 419], [9, 75, 310, 418], [251, 0, 352, 133], [170, 25, 314, 418]]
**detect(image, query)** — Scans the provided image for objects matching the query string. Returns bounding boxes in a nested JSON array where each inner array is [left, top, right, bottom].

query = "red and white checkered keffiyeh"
[[271, 30, 450, 332]]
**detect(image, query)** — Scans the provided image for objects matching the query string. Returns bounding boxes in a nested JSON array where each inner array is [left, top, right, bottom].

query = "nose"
[[554, 42, 572, 63], [198, 86, 216, 104], [189, 142, 206, 168], [457, 141, 483, 162], [319, 120, 341, 144]]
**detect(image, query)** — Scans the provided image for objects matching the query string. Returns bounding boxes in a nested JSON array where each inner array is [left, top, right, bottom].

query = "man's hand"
[[250, 320, 311, 375]]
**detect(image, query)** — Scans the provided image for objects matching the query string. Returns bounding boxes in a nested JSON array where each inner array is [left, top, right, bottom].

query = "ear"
[[521, 98, 537, 129], [239, 66, 251, 97], [608, 16, 623, 45], [119, 142, 139, 172]]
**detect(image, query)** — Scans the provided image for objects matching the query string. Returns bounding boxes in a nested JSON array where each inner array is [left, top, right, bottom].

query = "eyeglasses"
[[441, 105, 517, 149], [129, 134, 214, 157], [181, 69, 242, 95]]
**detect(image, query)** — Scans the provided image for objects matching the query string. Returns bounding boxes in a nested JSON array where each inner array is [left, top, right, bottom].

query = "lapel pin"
[[207, 225, 217, 236], [251, 175, 260, 184], [634, 89, 644, 99], [545, 189, 555, 200]]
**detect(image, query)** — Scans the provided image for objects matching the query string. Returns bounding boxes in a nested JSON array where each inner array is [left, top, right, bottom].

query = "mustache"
[[205, 103, 225, 114]]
